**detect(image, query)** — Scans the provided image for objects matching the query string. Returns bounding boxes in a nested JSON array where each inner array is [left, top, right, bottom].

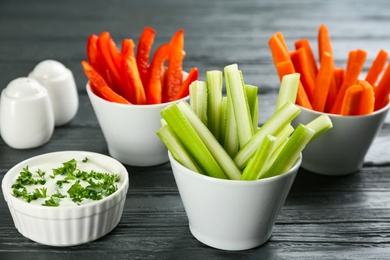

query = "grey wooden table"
[[1, 0, 390, 259]]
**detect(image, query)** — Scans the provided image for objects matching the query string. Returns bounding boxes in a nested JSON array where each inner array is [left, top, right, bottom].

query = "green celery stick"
[[224, 64, 254, 147], [241, 134, 276, 180], [306, 114, 333, 141], [261, 124, 314, 179], [177, 101, 242, 180], [245, 84, 259, 132], [189, 80, 208, 125], [157, 124, 203, 174], [206, 70, 223, 142], [222, 95, 239, 158], [160, 103, 227, 179], [234, 101, 301, 169], [275, 73, 300, 112], [220, 97, 228, 146]]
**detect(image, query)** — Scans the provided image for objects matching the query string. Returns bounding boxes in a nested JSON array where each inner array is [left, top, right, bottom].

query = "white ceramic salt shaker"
[[29, 60, 79, 126], [0, 77, 55, 149]]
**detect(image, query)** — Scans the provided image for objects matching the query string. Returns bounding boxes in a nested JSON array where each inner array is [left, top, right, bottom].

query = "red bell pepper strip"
[[97, 32, 123, 95], [172, 67, 199, 100], [81, 61, 130, 104], [122, 39, 135, 58], [87, 34, 101, 73], [146, 44, 169, 104], [122, 55, 147, 104], [163, 29, 185, 102], [136, 27, 155, 90]]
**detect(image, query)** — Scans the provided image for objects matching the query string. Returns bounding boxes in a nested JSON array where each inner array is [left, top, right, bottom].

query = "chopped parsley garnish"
[[11, 158, 120, 207]]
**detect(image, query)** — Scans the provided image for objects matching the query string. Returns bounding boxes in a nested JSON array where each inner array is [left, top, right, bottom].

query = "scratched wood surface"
[[0, 0, 390, 259]]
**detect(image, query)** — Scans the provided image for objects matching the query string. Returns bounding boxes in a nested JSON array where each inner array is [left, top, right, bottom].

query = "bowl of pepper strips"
[[82, 27, 198, 166]]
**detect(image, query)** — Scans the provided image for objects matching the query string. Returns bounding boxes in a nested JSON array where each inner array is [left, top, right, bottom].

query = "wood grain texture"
[[1, 0, 390, 259]]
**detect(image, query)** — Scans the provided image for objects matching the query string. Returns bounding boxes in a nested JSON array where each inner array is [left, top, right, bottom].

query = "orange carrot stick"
[[312, 52, 334, 112], [357, 80, 375, 115], [346, 50, 357, 74], [365, 49, 388, 86], [290, 48, 316, 103], [325, 67, 345, 113], [318, 24, 333, 63], [269, 33, 290, 66], [340, 85, 363, 116], [276, 60, 312, 109], [294, 38, 318, 80], [331, 49, 367, 114], [275, 32, 289, 53], [374, 62, 390, 110]]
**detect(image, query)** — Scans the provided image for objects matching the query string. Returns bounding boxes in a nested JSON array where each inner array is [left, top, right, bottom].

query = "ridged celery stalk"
[[245, 84, 259, 132], [275, 73, 300, 112], [177, 101, 242, 180], [261, 124, 314, 179], [189, 80, 208, 126], [160, 103, 227, 179], [234, 101, 301, 169], [224, 64, 254, 147], [206, 70, 223, 142], [306, 114, 333, 141], [157, 124, 203, 174]]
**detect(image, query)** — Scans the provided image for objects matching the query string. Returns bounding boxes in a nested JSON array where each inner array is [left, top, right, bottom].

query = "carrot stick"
[[318, 24, 333, 63], [269, 33, 290, 66], [357, 80, 375, 115], [374, 62, 390, 110], [294, 38, 318, 80], [312, 52, 334, 112], [331, 49, 367, 114], [365, 49, 388, 86], [340, 85, 363, 116], [325, 67, 344, 113], [275, 32, 289, 53], [290, 48, 316, 103], [346, 50, 357, 74], [276, 60, 312, 109]]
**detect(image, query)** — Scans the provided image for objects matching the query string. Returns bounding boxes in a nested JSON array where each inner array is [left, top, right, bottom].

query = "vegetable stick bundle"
[[81, 27, 199, 105], [268, 24, 390, 115], [157, 65, 333, 180]]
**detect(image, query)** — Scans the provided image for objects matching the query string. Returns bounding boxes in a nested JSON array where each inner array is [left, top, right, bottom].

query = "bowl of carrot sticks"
[[268, 24, 390, 175], [82, 27, 198, 166]]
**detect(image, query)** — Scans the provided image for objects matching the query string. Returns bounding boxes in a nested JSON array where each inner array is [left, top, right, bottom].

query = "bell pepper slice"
[[97, 32, 122, 95], [122, 55, 147, 104], [172, 67, 199, 100], [81, 61, 130, 104], [146, 43, 169, 104], [136, 27, 155, 90], [163, 29, 185, 103], [122, 39, 135, 58], [86, 34, 101, 73]]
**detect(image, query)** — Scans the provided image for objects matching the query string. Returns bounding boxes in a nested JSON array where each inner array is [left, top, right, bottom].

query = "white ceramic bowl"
[[169, 151, 301, 251], [1, 151, 129, 246], [292, 101, 390, 175], [87, 82, 189, 167]]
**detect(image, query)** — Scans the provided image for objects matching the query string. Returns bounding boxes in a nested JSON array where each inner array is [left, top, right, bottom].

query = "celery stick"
[[241, 134, 276, 180], [224, 64, 254, 147], [261, 124, 314, 179], [206, 70, 223, 142], [234, 101, 301, 169], [273, 123, 294, 150], [189, 80, 208, 125], [305, 114, 333, 142], [222, 95, 239, 158], [177, 101, 242, 180], [245, 84, 259, 132], [275, 73, 300, 112], [157, 124, 203, 174], [160, 103, 227, 179], [220, 97, 228, 146]]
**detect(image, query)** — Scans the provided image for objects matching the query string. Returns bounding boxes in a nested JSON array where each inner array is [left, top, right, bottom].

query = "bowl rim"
[[2, 150, 129, 213], [297, 98, 390, 119], [168, 151, 302, 186]]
